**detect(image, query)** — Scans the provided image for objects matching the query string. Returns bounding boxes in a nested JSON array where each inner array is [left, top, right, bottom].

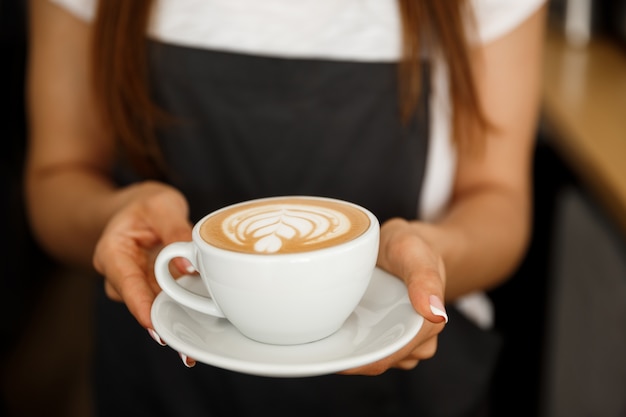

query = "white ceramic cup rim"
[[192, 195, 379, 259]]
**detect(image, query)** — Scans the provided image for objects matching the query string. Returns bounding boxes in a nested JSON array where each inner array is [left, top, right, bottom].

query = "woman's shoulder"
[[49, 0, 96, 21], [472, 0, 547, 44]]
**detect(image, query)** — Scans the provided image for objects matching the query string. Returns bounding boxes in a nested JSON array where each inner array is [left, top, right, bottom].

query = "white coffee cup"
[[154, 195, 380, 345]]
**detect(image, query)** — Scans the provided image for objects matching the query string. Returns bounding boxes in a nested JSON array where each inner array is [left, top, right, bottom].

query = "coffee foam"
[[200, 198, 370, 254]]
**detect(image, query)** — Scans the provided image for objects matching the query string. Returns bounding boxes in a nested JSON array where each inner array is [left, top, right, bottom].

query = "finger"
[[116, 265, 159, 329], [339, 334, 423, 376], [406, 267, 448, 324], [179, 352, 196, 368], [394, 360, 419, 370], [148, 328, 167, 346], [172, 257, 196, 276], [145, 190, 193, 245], [378, 220, 448, 323], [98, 246, 159, 329], [339, 320, 443, 376], [144, 194, 195, 278], [104, 280, 122, 301], [338, 361, 392, 376]]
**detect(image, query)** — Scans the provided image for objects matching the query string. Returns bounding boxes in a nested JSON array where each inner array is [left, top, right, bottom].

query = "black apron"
[[95, 42, 501, 417]]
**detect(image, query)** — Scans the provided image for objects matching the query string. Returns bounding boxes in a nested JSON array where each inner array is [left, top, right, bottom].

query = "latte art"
[[200, 197, 371, 254], [225, 205, 351, 253]]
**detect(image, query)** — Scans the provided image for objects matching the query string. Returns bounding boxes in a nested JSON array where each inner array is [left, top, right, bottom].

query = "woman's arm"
[[26, 0, 119, 267], [440, 3, 547, 299], [26, 0, 193, 330], [379, 4, 547, 302], [351, 4, 548, 374]]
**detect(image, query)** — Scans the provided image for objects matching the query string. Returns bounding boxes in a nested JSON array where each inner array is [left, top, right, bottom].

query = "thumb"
[[149, 189, 193, 244], [146, 189, 194, 276], [377, 218, 448, 324], [404, 262, 449, 325]]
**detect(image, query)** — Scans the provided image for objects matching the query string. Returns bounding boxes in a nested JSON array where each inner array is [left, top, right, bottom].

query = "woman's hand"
[[340, 217, 448, 375], [92, 182, 194, 333]]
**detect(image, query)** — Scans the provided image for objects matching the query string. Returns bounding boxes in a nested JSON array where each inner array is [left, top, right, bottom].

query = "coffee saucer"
[[151, 267, 423, 378]]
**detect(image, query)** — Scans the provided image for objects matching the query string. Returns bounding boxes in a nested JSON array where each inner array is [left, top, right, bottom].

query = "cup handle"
[[154, 242, 226, 318]]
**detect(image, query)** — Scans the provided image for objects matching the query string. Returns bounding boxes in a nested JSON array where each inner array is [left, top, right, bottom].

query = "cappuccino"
[[200, 197, 370, 254], [155, 195, 379, 344]]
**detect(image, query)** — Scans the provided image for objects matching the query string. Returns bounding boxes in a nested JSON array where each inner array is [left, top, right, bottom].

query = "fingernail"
[[148, 328, 166, 346], [429, 295, 449, 323], [179, 352, 196, 368], [182, 259, 196, 274]]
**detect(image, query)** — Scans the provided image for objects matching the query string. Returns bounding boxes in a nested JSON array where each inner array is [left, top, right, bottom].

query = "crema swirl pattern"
[[224, 205, 350, 253], [200, 198, 371, 254]]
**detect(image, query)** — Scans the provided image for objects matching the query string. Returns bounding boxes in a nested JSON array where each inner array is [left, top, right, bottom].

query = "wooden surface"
[[542, 27, 626, 233]]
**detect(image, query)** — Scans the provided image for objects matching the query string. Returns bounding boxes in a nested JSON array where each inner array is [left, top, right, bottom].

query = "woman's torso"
[[50, 1, 545, 416]]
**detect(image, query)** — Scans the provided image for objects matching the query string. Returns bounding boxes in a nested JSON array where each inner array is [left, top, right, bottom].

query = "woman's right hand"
[[92, 181, 194, 334]]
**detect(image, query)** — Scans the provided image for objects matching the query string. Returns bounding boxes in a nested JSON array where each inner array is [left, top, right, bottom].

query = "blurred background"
[[1, 0, 625, 416]]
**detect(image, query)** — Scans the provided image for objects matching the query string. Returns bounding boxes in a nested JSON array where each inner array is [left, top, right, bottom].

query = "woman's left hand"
[[340, 217, 448, 375]]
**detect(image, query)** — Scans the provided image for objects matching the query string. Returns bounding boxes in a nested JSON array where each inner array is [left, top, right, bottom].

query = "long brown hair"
[[92, 0, 488, 175]]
